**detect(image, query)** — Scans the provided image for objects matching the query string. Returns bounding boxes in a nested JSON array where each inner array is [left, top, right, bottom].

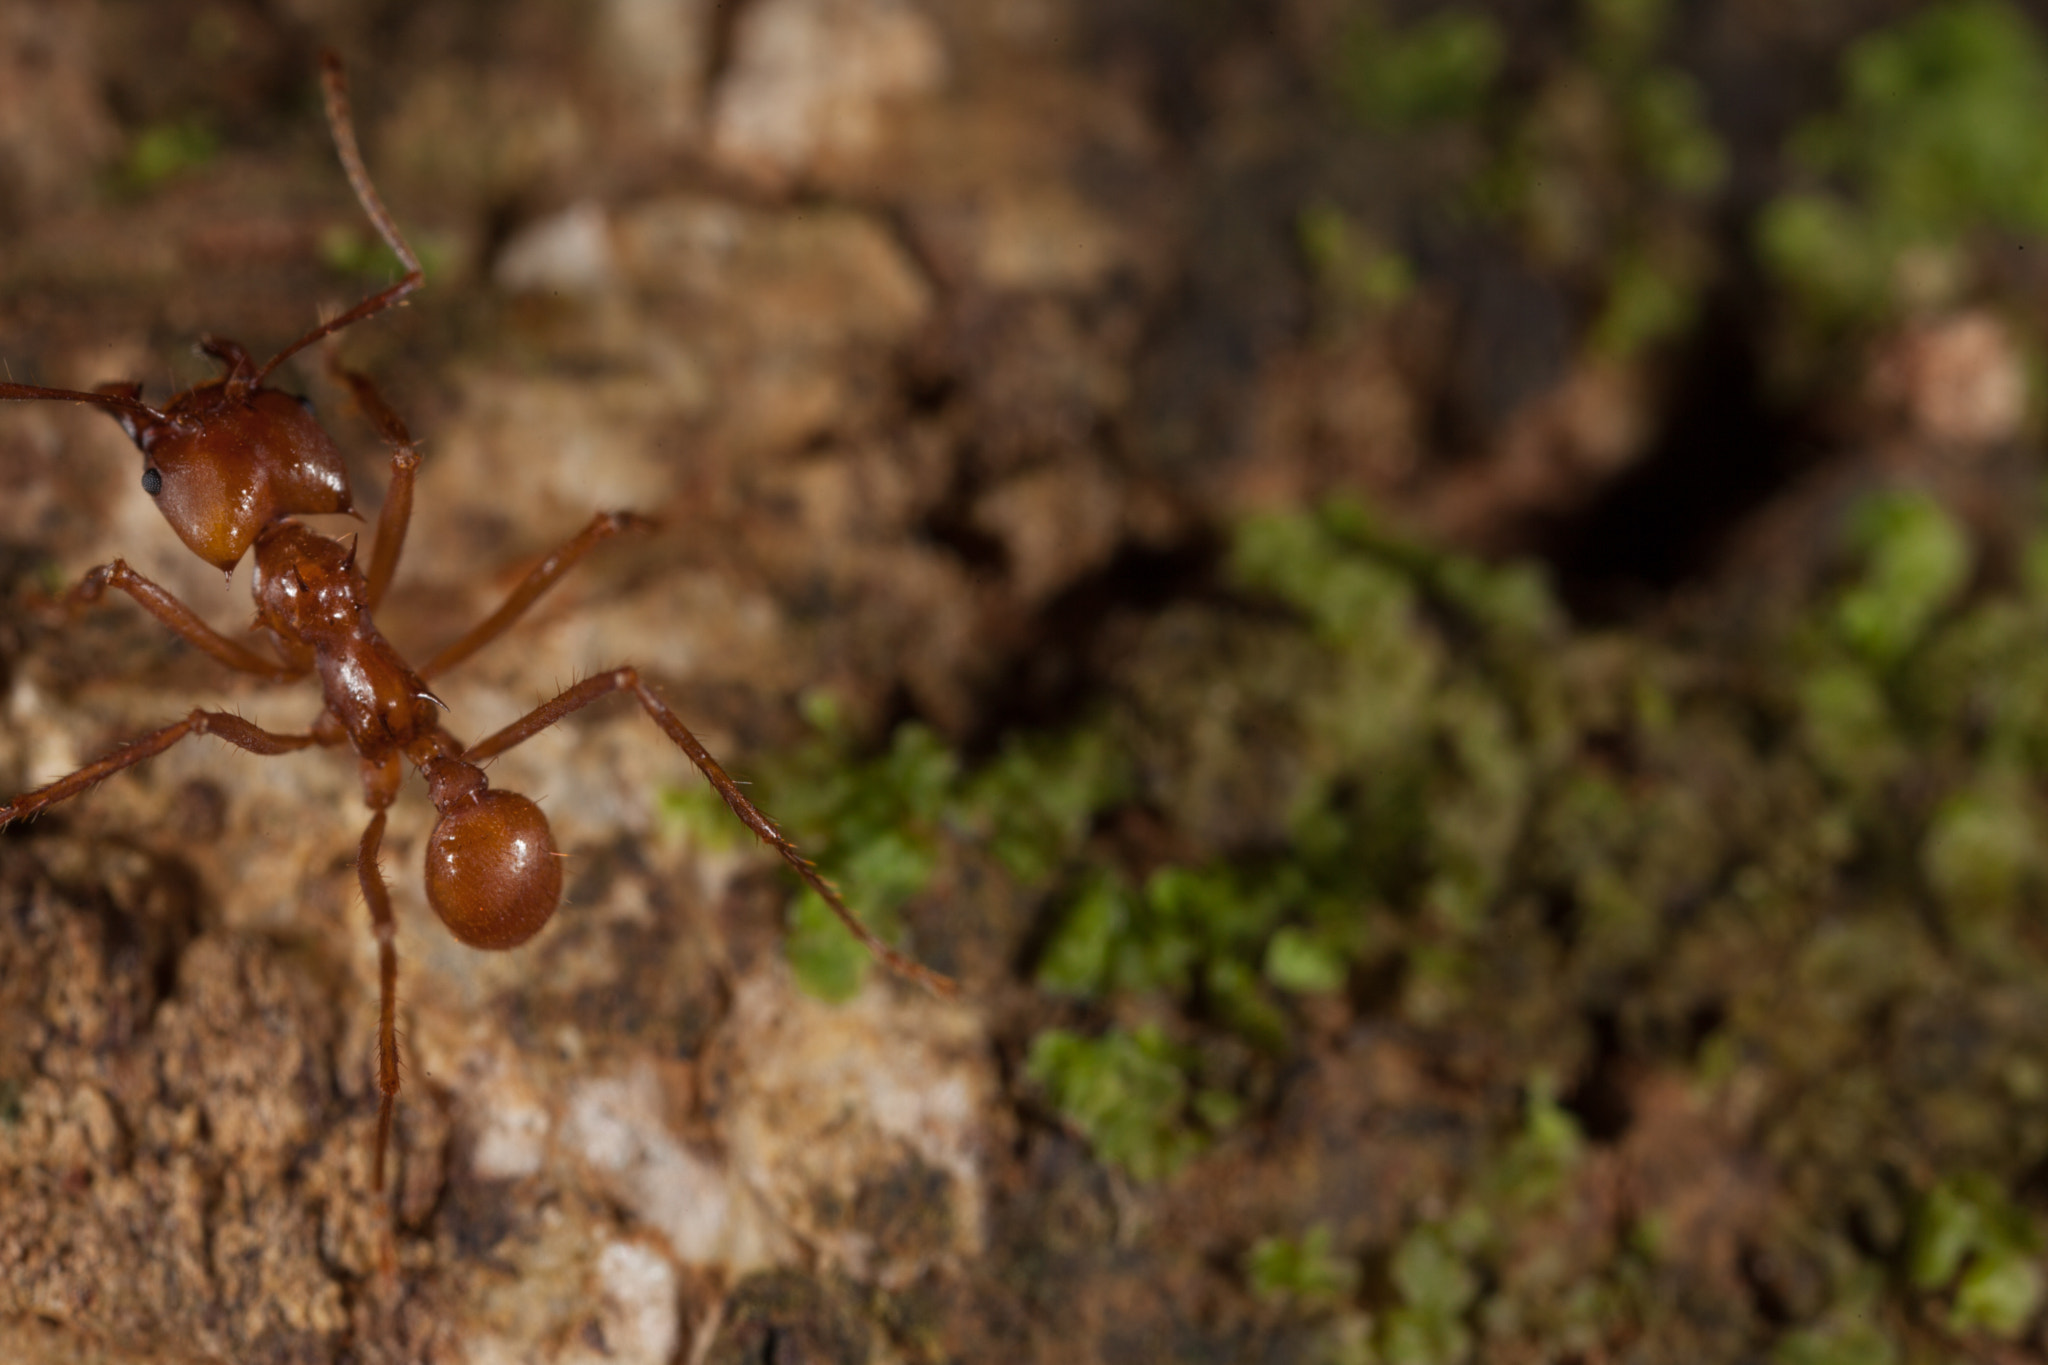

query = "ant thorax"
[[251, 521, 436, 758]]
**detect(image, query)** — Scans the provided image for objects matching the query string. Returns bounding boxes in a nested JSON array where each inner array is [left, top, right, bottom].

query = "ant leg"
[[253, 53, 423, 386], [419, 512, 655, 680], [328, 363, 420, 609], [199, 337, 256, 386], [1, 710, 328, 827], [50, 560, 305, 679], [355, 808, 402, 1189], [464, 668, 958, 997]]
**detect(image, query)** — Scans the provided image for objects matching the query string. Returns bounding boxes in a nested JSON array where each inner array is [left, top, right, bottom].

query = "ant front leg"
[[0, 710, 330, 827], [418, 512, 655, 680], [464, 669, 958, 997], [49, 560, 305, 679]]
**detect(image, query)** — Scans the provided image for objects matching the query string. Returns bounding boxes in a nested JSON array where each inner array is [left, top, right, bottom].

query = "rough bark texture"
[[8, 2, 2048, 1362]]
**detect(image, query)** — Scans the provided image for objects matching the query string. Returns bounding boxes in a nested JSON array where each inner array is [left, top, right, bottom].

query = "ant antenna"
[[253, 51, 424, 387]]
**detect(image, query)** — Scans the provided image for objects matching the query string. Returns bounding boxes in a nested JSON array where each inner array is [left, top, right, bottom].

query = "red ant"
[[0, 54, 954, 1191]]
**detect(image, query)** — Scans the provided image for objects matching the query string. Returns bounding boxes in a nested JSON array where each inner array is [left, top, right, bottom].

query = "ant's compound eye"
[[294, 393, 315, 415], [141, 468, 163, 497]]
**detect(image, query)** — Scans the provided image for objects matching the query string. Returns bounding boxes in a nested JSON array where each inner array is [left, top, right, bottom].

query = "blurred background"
[[6, 0, 2048, 1361]]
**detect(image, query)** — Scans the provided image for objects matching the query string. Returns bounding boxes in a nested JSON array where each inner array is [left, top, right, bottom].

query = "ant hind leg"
[[463, 668, 957, 997], [355, 808, 403, 1190]]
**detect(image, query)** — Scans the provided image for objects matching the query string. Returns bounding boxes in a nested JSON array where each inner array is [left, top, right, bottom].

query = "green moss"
[[655, 782, 744, 855], [1756, 194, 1888, 323], [1232, 507, 1424, 650], [1308, 1315, 1377, 1365], [661, 487, 2048, 1349], [2024, 530, 2048, 599], [1771, 1317, 1899, 1365], [1912, 594, 2048, 768], [1921, 771, 2038, 934], [664, 713, 977, 1001], [1036, 860, 1303, 1042], [1623, 69, 1729, 198], [784, 890, 878, 1004], [1020, 491, 2048, 1348], [1025, 1025, 1221, 1181], [320, 223, 406, 279], [1832, 492, 1974, 668], [1334, 8, 1504, 129], [1036, 846, 1372, 1045], [1263, 926, 1349, 995], [1798, 662, 1901, 794], [1205, 954, 1291, 1050], [1909, 1175, 2044, 1337], [1495, 0, 1725, 358], [1103, 868, 1208, 996], [744, 715, 954, 999], [1304, 0, 1727, 365], [1791, 490, 1978, 804], [1381, 1224, 1482, 1365], [1421, 685, 1533, 937], [1426, 552, 1563, 646], [961, 726, 1129, 886], [319, 224, 455, 284], [1300, 204, 1416, 324], [728, 685, 1131, 999], [1229, 507, 1564, 946], [1806, 1, 2048, 241], [1247, 1225, 1363, 1308], [1592, 248, 1700, 358], [1955, 1252, 2046, 1340], [1765, 0, 2048, 321], [1913, 1181, 1987, 1292], [121, 118, 217, 191], [1487, 1078, 1586, 1209], [1035, 871, 1129, 997]]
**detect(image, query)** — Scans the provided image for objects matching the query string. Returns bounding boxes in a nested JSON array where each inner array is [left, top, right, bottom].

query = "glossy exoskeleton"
[[0, 53, 953, 1191]]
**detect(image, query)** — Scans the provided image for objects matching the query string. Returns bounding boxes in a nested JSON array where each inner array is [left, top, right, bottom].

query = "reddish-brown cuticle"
[[0, 51, 952, 1202], [144, 387, 355, 571], [425, 790, 562, 950]]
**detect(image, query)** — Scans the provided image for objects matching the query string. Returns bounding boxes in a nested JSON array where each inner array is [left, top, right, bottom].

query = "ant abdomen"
[[425, 789, 562, 950]]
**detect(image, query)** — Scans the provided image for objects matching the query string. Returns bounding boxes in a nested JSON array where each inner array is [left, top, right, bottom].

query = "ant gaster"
[[0, 54, 955, 1190]]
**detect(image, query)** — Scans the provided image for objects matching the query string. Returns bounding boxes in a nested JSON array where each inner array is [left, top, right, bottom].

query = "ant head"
[[117, 376, 356, 572]]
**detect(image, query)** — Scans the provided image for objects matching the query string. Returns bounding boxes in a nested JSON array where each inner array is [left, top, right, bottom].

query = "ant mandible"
[[0, 53, 955, 1190]]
